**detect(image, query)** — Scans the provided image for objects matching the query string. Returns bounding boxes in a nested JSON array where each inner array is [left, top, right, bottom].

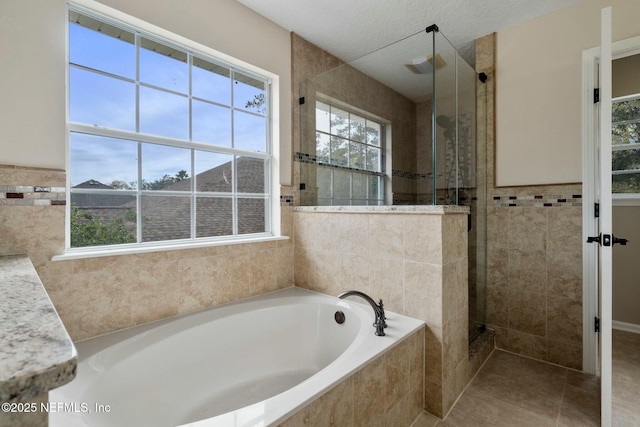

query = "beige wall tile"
[[487, 247, 509, 288], [442, 215, 468, 261], [385, 341, 411, 412], [507, 329, 548, 361], [547, 206, 582, 255], [486, 284, 508, 327], [508, 207, 547, 252], [508, 290, 546, 337], [547, 296, 582, 346], [368, 215, 404, 260], [368, 257, 402, 313], [353, 355, 387, 426], [508, 249, 547, 294], [404, 215, 442, 264], [487, 207, 509, 249], [547, 250, 582, 300], [547, 340, 582, 370], [403, 261, 443, 325]]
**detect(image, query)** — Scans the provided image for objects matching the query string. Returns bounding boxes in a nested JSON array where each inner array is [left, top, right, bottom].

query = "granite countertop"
[[0, 255, 77, 401], [293, 205, 470, 214]]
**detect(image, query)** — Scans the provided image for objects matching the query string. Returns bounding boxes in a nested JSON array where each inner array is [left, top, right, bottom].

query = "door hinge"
[[594, 88, 600, 103], [595, 316, 600, 333], [594, 202, 599, 218]]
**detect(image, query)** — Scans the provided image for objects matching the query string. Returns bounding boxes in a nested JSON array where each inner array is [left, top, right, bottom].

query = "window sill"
[[613, 195, 640, 207], [52, 235, 290, 261]]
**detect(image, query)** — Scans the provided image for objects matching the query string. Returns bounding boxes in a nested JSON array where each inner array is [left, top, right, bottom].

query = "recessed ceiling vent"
[[405, 53, 447, 74]]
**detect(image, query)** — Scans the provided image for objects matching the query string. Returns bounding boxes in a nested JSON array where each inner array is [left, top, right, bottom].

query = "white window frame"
[[56, 0, 283, 260], [314, 96, 387, 206], [612, 93, 640, 206]]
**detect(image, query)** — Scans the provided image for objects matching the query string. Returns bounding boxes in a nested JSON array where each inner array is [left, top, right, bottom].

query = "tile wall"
[[0, 164, 295, 341], [476, 34, 584, 370], [279, 327, 424, 427], [293, 208, 468, 417]]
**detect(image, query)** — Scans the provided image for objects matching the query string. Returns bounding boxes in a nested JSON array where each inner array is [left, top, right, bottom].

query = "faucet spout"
[[338, 290, 386, 336]]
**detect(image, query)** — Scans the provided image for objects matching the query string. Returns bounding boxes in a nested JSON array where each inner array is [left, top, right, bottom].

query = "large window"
[[67, 5, 274, 251], [612, 94, 640, 194], [315, 100, 384, 205]]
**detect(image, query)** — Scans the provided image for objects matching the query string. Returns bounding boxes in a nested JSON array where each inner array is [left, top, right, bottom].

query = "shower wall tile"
[[547, 250, 583, 300], [508, 289, 546, 337], [547, 206, 583, 254], [486, 284, 508, 327], [508, 207, 547, 251], [477, 33, 585, 371], [507, 329, 548, 361], [484, 203, 583, 369], [487, 247, 509, 288], [547, 296, 583, 346], [547, 339, 582, 370], [508, 249, 547, 294]]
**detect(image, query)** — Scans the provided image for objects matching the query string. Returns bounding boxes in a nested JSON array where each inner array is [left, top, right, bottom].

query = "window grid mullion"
[[232, 156, 238, 235], [191, 150, 196, 240], [135, 32, 143, 243], [67, 7, 272, 249]]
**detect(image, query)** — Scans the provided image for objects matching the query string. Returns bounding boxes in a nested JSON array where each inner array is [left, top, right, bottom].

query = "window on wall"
[[67, 5, 275, 251], [612, 94, 640, 195], [315, 100, 384, 205]]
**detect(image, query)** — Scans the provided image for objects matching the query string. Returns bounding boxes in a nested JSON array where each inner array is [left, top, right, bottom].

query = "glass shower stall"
[[297, 25, 487, 343]]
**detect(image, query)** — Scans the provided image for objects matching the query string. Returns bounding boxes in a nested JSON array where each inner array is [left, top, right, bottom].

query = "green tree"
[[141, 170, 189, 190], [245, 93, 265, 114], [612, 99, 640, 193], [70, 205, 136, 247], [108, 180, 134, 190]]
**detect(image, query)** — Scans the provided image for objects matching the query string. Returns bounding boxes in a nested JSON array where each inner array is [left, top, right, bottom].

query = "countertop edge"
[[0, 255, 78, 401], [293, 205, 470, 214]]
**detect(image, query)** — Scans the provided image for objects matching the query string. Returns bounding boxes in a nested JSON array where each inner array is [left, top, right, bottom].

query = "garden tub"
[[50, 287, 423, 426]]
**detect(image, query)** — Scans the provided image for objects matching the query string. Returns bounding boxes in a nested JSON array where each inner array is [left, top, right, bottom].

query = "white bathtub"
[[50, 287, 423, 427]]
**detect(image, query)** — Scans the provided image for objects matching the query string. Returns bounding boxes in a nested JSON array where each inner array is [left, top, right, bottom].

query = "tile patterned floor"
[[612, 329, 640, 427], [413, 349, 601, 427]]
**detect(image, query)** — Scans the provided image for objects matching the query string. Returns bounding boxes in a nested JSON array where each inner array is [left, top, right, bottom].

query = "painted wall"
[[0, 0, 292, 185], [613, 207, 640, 326], [495, 0, 640, 186]]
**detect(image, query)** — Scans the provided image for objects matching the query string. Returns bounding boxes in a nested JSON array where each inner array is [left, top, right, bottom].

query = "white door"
[[583, 9, 640, 427], [597, 7, 613, 426]]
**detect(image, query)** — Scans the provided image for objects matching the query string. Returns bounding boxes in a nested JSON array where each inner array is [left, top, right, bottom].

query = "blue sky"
[[68, 20, 266, 188]]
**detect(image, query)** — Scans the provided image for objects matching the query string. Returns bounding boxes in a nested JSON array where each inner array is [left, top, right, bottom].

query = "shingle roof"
[[72, 157, 267, 242]]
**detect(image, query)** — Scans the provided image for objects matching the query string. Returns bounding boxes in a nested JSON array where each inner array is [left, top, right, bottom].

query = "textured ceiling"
[[236, 0, 587, 67]]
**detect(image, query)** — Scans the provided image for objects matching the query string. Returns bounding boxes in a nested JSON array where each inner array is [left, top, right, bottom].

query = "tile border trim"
[[0, 185, 66, 206], [492, 194, 582, 207]]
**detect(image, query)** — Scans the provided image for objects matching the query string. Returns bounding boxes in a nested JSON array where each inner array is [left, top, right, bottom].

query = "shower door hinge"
[[595, 316, 600, 333], [594, 202, 599, 218], [594, 88, 600, 103]]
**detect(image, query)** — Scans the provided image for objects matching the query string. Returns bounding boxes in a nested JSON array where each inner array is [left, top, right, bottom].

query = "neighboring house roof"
[[72, 157, 266, 242], [71, 179, 136, 208]]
